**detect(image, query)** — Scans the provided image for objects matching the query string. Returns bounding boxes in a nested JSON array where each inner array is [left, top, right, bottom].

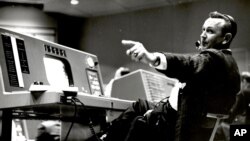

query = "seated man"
[[36, 120, 61, 141], [104, 67, 130, 97], [103, 11, 240, 141], [218, 72, 250, 140], [228, 71, 250, 124]]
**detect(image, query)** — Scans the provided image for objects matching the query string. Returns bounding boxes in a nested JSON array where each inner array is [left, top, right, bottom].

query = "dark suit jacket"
[[156, 49, 241, 141]]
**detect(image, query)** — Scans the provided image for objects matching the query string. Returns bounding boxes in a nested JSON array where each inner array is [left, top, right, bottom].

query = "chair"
[[206, 113, 229, 141]]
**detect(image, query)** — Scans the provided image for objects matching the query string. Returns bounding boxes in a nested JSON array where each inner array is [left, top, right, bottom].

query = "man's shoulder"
[[200, 48, 232, 57], [200, 48, 221, 53]]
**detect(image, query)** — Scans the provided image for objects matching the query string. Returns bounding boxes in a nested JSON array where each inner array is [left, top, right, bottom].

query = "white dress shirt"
[[150, 52, 183, 111]]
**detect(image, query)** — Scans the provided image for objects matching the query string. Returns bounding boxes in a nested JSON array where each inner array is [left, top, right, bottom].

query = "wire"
[[62, 97, 102, 141], [73, 97, 102, 141], [63, 98, 77, 141]]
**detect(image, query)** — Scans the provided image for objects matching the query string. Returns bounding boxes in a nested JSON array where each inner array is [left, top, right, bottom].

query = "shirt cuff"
[[149, 52, 167, 70]]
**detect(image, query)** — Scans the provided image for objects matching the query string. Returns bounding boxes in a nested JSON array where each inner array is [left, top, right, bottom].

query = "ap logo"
[[234, 129, 247, 136], [230, 125, 250, 141]]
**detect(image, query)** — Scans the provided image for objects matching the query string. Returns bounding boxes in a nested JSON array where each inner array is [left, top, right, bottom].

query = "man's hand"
[[122, 40, 157, 65]]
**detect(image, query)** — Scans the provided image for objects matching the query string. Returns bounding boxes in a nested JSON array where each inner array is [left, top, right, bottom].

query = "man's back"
[[163, 49, 241, 141]]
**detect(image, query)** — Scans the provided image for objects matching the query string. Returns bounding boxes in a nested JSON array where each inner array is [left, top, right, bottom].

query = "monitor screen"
[[86, 69, 103, 96], [43, 56, 70, 89]]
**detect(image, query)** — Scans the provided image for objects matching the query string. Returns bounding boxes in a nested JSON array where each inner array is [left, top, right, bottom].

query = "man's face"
[[241, 79, 250, 90], [241, 79, 248, 90], [199, 18, 226, 50]]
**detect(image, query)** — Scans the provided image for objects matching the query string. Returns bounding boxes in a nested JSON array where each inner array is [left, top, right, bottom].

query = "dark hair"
[[209, 11, 237, 45]]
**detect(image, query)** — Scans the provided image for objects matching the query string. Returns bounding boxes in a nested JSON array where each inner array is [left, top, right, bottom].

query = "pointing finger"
[[121, 40, 138, 47]]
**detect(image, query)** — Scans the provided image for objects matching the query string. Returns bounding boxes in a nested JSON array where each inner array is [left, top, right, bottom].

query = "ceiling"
[[0, 0, 202, 17]]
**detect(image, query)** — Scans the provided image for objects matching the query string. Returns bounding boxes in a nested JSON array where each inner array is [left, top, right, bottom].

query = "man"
[[36, 121, 61, 141], [103, 11, 240, 141], [105, 67, 130, 97], [228, 71, 250, 124], [217, 72, 250, 141]]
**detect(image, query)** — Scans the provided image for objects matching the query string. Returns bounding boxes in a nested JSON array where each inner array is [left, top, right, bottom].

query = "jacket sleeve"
[[156, 51, 212, 83]]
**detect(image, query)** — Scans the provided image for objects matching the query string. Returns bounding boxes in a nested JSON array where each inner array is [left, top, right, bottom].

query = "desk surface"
[[0, 91, 134, 120]]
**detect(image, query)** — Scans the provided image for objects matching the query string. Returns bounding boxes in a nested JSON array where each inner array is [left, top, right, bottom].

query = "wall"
[[0, 4, 57, 42], [56, 14, 85, 49], [0, 5, 56, 27], [80, 0, 250, 83]]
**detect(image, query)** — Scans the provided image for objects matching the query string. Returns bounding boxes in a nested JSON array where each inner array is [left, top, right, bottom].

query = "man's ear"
[[222, 33, 232, 45]]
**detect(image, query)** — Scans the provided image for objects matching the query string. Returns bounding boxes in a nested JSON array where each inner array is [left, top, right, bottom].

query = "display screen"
[[44, 57, 70, 89], [86, 69, 103, 96]]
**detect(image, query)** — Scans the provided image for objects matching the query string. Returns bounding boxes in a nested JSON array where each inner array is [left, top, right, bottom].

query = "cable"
[[62, 97, 102, 141], [73, 97, 102, 141], [63, 98, 77, 141]]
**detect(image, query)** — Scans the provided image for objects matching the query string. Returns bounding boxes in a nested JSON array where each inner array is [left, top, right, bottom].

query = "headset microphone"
[[195, 40, 200, 48]]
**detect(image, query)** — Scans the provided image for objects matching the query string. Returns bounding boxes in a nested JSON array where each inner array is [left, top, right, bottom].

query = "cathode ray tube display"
[[43, 57, 70, 89]]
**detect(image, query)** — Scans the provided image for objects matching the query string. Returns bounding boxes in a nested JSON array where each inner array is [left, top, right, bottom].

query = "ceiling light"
[[71, 0, 79, 5]]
